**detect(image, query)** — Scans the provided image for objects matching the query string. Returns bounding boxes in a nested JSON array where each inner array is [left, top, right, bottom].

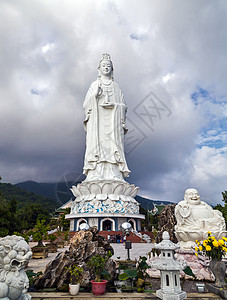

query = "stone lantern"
[[121, 222, 132, 260], [151, 231, 187, 300]]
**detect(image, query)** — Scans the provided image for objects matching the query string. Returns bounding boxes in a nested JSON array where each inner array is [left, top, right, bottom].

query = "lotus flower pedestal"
[[66, 180, 145, 231]]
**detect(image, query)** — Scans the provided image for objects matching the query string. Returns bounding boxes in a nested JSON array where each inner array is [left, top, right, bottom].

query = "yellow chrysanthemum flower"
[[218, 239, 225, 246], [195, 239, 198, 244], [211, 236, 215, 240], [195, 252, 198, 257], [207, 231, 211, 235], [195, 246, 198, 251], [199, 245, 203, 251], [203, 240, 207, 246], [213, 240, 219, 247], [206, 245, 211, 251], [223, 247, 227, 252], [222, 237, 227, 241]]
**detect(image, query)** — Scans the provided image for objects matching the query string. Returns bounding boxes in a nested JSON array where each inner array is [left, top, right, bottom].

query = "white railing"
[[131, 229, 151, 243]]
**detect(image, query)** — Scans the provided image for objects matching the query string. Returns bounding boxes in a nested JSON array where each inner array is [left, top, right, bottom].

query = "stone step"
[[29, 292, 221, 299], [69, 231, 155, 243], [99, 231, 149, 243]]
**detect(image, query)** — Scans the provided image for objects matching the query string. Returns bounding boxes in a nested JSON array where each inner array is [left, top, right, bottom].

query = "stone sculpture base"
[[66, 179, 145, 231], [156, 289, 187, 300], [147, 249, 215, 281], [175, 249, 215, 281], [70, 180, 140, 214]]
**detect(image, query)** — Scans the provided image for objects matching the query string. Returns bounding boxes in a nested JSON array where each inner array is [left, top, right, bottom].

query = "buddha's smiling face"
[[184, 188, 200, 204]]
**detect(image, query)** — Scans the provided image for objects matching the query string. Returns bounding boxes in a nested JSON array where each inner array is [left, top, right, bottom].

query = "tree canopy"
[[0, 181, 55, 236]]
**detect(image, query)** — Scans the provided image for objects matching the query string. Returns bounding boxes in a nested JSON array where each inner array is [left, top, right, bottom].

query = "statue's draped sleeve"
[[83, 81, 99, 174], [111, 82, 130, 176], [82, 80, 130, 177], [175, 201, 191, 226]]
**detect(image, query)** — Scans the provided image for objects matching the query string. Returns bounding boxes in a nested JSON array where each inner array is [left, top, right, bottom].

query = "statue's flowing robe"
[[83, 80, 130, 180]]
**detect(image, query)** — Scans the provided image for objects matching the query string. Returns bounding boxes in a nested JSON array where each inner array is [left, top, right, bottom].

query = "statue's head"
[[0, 235, 32, 272], [98, 53, 113, 78], [184, 188, 201, 204]]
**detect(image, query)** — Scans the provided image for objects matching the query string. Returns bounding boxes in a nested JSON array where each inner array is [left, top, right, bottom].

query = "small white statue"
[[0, 235, 32, 300], [175, 188, 226, 249], [83, 53, 130, 182]]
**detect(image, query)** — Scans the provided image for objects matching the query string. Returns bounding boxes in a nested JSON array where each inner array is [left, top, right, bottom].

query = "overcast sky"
[[0, 0, 227, 205]]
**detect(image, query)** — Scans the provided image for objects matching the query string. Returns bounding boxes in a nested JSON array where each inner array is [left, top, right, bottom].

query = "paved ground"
[[26, 242, 69, 273], [111, 243, 153, 260], [26, 242, 154, 273]]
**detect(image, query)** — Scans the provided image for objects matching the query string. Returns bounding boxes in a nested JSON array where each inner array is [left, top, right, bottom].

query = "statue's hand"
[[97, 86, 103, 97], [94, 82, 102, 98], [100, 102, 114, 109]]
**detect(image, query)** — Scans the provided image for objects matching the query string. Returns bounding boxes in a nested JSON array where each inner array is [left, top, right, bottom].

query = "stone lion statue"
[[0, 235, 32, 300]]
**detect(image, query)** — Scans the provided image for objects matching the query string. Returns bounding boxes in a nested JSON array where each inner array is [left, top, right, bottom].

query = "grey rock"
[[34, 227, 116, 289], [156, 204, 178, 244]]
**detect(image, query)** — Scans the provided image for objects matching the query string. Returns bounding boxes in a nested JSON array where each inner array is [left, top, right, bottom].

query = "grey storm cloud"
[[0, 0, 227, 205]]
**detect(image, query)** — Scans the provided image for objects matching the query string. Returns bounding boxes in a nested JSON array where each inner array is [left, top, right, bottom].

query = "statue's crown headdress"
[[102, 53, 111, 61]]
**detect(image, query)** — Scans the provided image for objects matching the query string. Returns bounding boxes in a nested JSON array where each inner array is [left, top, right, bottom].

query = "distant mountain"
[[16, 181, 57, 200], [0, 182, 58, 212], [16, 180, 174, 210], [135, 195, 173, 210], [16, 180, 78, 206]]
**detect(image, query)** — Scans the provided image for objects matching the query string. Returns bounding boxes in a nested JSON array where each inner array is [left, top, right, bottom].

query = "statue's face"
[[99, 59, 113, 76], [184, 188, 200, 203]]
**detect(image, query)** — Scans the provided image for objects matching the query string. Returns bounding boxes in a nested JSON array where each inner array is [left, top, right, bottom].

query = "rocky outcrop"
[[34, 227, 116, 290], [156, 204, 178, 244]]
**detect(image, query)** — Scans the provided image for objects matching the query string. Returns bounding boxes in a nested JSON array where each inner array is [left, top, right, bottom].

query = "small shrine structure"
[[150, 231, 187, 300]]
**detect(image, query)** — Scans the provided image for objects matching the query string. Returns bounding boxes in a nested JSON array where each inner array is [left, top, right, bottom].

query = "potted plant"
[[56, 230, 65, 248], [63, 231, 70, 246], [31, 219, 49, 258], [87, 253, 111, 295], [194, 231, 227, 287], [46, 233, 58, 252], [66, 265, 83, 296]]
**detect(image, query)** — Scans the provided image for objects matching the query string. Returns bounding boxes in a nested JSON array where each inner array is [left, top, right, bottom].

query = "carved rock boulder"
[[156, 204, 178, 244], [34, 227, 116, 290]]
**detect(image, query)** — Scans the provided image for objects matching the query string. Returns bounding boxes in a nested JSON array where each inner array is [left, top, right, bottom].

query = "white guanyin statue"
[[70, 54, 140, 216], [83, 53, 130, 182], [175, 188, 226, 249]]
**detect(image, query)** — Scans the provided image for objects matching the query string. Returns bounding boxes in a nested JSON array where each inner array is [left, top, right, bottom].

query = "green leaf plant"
[[118, 256, 151, 292], [87, 252, 112, 282], [65, 265, 83, 285]]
